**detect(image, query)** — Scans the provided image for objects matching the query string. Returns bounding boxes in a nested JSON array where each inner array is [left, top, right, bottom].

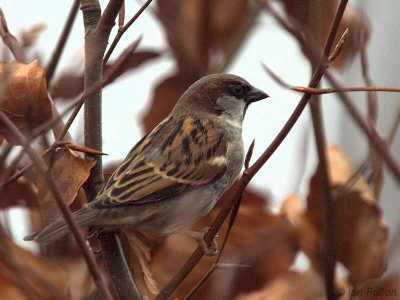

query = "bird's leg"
[[177, 227, 218, 256]]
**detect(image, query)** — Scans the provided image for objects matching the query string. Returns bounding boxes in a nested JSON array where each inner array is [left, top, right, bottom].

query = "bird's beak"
[[246, 87, 269, 103]]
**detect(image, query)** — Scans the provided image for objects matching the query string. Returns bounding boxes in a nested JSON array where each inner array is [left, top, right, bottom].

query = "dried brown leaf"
[[353, 272, 400, 300], [157, 0, 251, 75], [235, 269, 326, 300], [306, 145, 388, 285], [50, 50, 160, 100], [142, 73, 195, 131], [37, 148, 95, 224], [0, 60, 52, 144], [103, 50, 160, 84], [0, 230, 66, 299], [0, 173, 37, 208]]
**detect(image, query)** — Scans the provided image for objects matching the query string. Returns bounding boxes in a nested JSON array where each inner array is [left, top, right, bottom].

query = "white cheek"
[[216, 95, 246, 129]]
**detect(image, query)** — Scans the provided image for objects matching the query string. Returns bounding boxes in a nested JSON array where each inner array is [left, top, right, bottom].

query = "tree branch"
[[0, 111, 112, 300], [156, 1, 349, 298], [80, 1, 141, 299], [291, 85, 400, 94], [104, 0, 153, 64], [0, 8, 27, 63], [325, 70, 400, 183], [45, 0, 80, 83]]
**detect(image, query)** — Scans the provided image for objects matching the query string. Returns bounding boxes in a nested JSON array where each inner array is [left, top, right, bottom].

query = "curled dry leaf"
[[280, 193, 322, 274], [0, 229, 66, 300], [0, 60, 52, 144], [0, 172, 37, 209], [37, 148, 95, 224], [142, 73, 195, 131], [283, 145, 388, 286], [281, 0, 370, 68], [50, 50, 160, 100], [157, 0, 252, 75]]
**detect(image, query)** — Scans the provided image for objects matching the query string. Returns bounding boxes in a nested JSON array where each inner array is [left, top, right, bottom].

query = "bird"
[[24, 73, 268, 255]]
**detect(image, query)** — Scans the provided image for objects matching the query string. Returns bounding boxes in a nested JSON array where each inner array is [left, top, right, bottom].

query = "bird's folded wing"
[[96, 115, 228, 207]]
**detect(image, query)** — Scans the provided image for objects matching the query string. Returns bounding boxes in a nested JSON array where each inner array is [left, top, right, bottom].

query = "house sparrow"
[[24, 73, 268, 254]]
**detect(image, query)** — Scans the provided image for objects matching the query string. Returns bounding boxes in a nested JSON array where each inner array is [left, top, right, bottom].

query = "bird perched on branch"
[[25, 73, 268, 255]]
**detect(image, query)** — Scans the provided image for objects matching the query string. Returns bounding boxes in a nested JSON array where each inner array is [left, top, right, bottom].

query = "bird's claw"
[[179, 227, 218, 256]]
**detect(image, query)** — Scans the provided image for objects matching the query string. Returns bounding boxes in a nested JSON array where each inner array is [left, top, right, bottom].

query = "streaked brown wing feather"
[[96, 115, 227, 207]]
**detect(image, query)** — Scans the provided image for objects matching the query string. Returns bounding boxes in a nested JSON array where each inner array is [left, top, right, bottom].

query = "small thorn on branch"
[[244, 139, 255, 170], [328, 28, 349, 63]]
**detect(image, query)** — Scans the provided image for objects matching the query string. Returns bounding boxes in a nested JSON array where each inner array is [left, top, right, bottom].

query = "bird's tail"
[[23, 207, 97, 244]]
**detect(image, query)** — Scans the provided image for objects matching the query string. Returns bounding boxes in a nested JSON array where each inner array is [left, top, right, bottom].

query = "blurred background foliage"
[[0, 0, 399, 299]]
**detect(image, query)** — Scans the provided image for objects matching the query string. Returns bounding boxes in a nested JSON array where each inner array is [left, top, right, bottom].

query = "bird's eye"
[[231, 84, 245, 98]]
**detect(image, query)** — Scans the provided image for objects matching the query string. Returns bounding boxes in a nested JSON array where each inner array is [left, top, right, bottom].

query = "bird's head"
[[174, 73, 268, 126]]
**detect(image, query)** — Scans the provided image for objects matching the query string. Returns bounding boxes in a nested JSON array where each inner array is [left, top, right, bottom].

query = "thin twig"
[[337, 104, 400, 197], [156, 1, 349, 298], [325, 71, 400, 183], [103, 0, 153, 64], [0, 111, 112, 300], [309, 90, 337, 300], [359, 37, 382, 196], [387, 105, 400, 145], [45, 0, 80, 83], [291, 85, 400, 94], [118, 1, 125, 29], [261, 63, 291, 88], [307, 2, 337, 298], [0, 8, 26, 63]]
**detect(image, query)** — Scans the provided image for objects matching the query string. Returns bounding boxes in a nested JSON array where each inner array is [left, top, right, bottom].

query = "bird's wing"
[[95, 115, 228, 207]]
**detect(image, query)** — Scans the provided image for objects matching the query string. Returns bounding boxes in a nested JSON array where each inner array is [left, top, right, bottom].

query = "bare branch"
[[0, 111, 112, 300], [45, 0, 80, 83], [290, 85, 400, 94], [261, 62, 291, 88], [326, 71, 400, 183], [104, 0, 153, 64], [0, 8, 26, 63], [81, 0, 141, 299]]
